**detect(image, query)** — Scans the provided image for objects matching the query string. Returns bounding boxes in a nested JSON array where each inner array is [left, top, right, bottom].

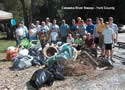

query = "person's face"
[[83, 36, 87, 40], [105, 23, 109, 28], [36, 22, 40, 25], [96, 19, 100, 24], [68, 35, 72, 39], [80, 21, 84, 25], [42, 23, 45, 26], [109, 18, 113, 24], [53, 20, 56, 24], [46, 19, 49, 23], [77, 17, 81, 22], [72, 21, 75, 24], [87, 21, 91, 25], [19, 23, 22, 27], [76, 36, 79, 39]]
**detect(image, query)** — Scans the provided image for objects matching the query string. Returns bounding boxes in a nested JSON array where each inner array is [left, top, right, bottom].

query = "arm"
[[115, 31, 118, 42]]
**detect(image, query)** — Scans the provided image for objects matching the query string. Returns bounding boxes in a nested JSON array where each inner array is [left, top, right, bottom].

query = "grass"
[[0, 33, 16, 60]]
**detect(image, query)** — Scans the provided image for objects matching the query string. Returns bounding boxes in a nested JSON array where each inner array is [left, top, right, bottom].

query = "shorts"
[[99, 35, 104, 48], [105, 43, 112, 50], [94, 37, 99, 45]]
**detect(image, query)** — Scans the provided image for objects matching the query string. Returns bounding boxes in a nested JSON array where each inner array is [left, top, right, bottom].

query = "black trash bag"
[[47, 62, 65, 80], [32, 55, 45, 66], [53, 72, 65, 80], [29, 44, 42, 56], [30, 69, 54, 89]]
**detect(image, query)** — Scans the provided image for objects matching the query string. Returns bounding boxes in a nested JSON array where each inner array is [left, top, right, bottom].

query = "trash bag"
[[47, 62, 65, 80], [46, 44, 77, 66], [29, 44, 42, 56], [31, 55, 45, 66], [30, 69, 54, 89], [30, 62, 65, 89], [12, 55, 33, 70], [20, 38, 31, 49], [18, 49, 29, 56], [6, 47, 19, 61]]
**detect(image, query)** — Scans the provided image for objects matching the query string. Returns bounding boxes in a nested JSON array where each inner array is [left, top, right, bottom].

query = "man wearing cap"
[[78, 20, 87, 37], [20, 20, 28, 38], [59, 19, 69, 43]]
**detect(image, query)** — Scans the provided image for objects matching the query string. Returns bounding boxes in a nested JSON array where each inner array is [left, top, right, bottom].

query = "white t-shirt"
[[51, 32, 58, 41], [16, 27, 24, 37], [40, 26, 49, 32], [67, 38, 74, 44], [29, 28, 37, 37], [102, 28, 114, 44], [36, 25, 41, 31]]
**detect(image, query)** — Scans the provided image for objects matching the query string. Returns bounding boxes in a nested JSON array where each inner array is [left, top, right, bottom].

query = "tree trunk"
[[20, 0, 28, 27]]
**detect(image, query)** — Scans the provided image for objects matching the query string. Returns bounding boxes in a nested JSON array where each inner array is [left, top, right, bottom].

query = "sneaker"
[[108, 59, 113, 65], [111, 58, 115, 63]]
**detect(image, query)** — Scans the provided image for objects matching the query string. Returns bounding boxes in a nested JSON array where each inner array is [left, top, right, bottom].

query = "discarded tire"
[[43, 46, 59, 58]]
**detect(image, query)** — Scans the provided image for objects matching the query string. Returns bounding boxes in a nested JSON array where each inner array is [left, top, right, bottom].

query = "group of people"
[[16, 16, 118, 62]]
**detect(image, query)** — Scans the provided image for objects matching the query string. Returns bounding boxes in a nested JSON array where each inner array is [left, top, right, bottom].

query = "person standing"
[[45, 17, 52, 30], [50, 19, 59, 33], [93, 18, 100, 49], [39, 21, 49, 48], [16, 22, 25, 46], [109, 17, 118, 44], [78, 20, 87, 38], [29, 23, 37, 41], [76, 17, 82, 27], [59, 20, 69, 43], [102, 22, 114, 61], [86, 18, 95, 35], [20, 21, 28, 38], [70, 19, 79, 36], [50, 28, 58, 44]]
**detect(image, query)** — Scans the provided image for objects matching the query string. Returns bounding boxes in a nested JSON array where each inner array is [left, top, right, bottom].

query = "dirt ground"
[[1, 57, 125, 90]]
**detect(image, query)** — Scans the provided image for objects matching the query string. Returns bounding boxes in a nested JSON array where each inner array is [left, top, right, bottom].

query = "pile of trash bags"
[[10, 42, 78, 71], [11, 44, 45, 70], [30, 62, 65, 89], [7, 41, 78, 88]]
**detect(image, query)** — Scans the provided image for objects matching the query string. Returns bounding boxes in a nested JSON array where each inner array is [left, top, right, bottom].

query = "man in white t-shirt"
[[40, 21, 49, 32], [51, 28, 58, 44], [102, 22, 114, 61]]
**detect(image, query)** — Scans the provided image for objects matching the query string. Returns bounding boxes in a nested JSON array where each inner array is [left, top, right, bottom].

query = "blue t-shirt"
[[60, 24, 69, 37], [70, 24, 78, 31], [86, 24, 95, 34]]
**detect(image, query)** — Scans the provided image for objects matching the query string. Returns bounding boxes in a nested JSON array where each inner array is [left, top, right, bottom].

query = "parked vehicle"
[[118, 24, 125, 33]]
